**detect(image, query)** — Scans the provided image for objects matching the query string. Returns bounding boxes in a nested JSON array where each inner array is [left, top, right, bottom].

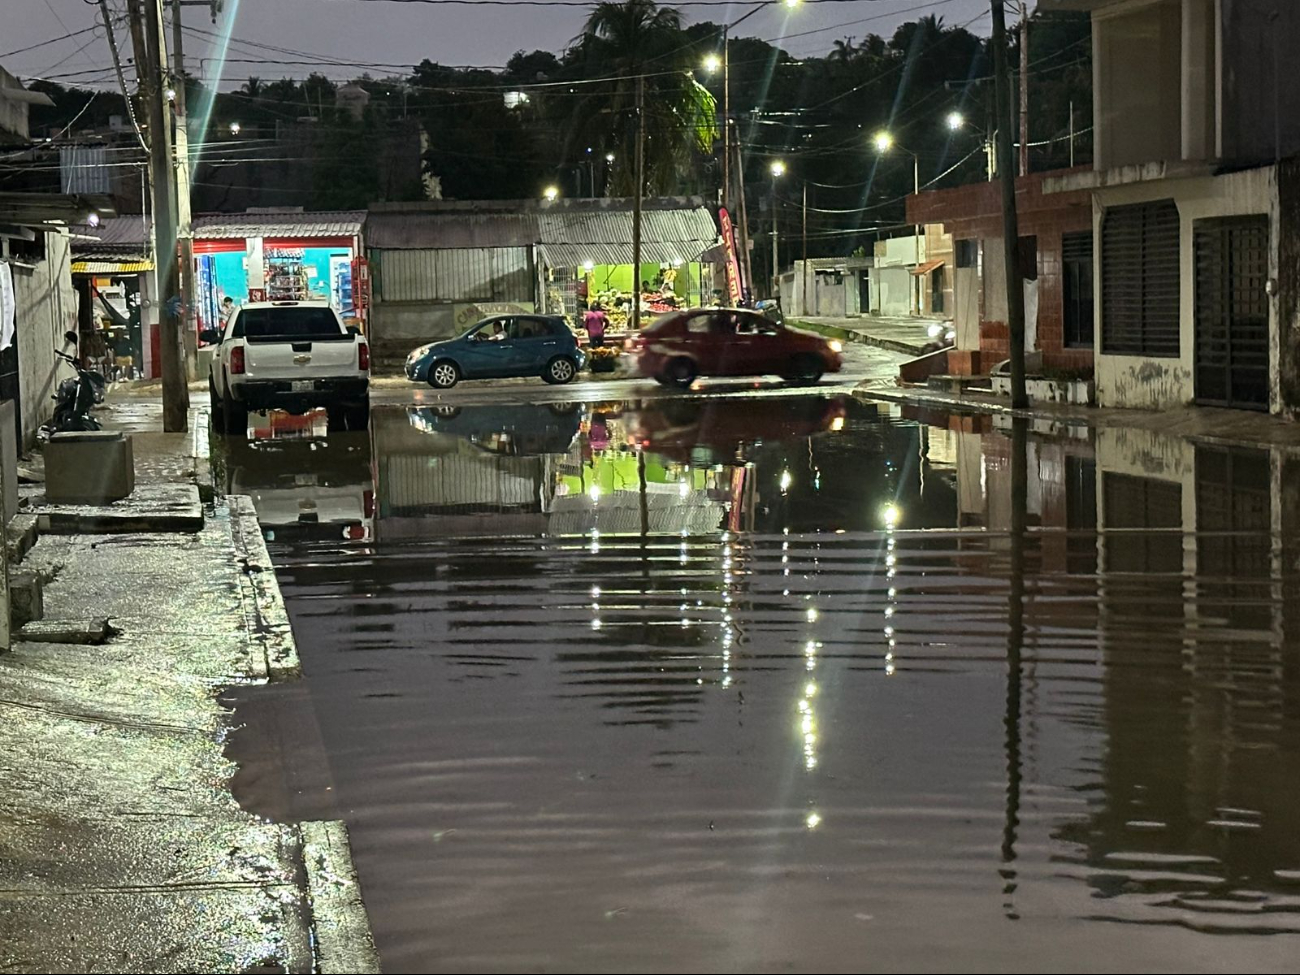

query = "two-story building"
[[1043, 0, 1300, 413]]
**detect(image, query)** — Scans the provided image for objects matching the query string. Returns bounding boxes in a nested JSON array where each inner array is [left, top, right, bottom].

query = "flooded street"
[[222, 395, 1300, 973]]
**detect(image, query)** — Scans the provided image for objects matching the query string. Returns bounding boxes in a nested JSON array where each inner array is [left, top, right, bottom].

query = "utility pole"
[[632, 76, 644, 332], [171, 1, 197, 379], [129, 0, 189, 431], [722, 24, 730, 213], [1068, 99, 1075, 167], [801, 184, 808, 317], [734, 130, 754, 303], [992, 0, 1028, 408], [1018, 0, 1030, 176]]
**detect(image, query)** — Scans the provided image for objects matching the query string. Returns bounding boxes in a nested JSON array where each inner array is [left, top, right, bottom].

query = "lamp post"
[[873, 132, 921, 316], [769, 160, 786, 295], [708, 0, 800, 214], [543, 185, 559, 203]]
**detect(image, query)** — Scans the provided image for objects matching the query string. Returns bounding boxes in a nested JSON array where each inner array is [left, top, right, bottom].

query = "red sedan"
[[626, 308, 843, 388]]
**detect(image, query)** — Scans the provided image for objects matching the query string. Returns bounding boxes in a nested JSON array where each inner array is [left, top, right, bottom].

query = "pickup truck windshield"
[[236, 307, 345, 341]]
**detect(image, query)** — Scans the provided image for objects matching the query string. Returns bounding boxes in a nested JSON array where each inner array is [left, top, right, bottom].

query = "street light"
[[229, 121, 241, 135], [720, 1, 802, 215], [543, 185, 559, 202], [770, 160, 786, 293], [703, 53, 722, 74], [872, 133, 922, 317], [946, 111, 965, 132]]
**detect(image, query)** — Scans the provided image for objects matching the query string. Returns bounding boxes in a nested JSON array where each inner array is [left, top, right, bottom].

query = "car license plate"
[[291, 380, 313, 392]]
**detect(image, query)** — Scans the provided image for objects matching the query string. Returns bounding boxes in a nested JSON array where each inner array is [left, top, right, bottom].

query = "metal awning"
[[72, 259, 153, 275], [910, 258, 946, 276]]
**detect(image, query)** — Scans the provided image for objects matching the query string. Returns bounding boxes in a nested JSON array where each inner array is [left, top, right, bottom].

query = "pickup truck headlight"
[[828, 340, 844, 354]]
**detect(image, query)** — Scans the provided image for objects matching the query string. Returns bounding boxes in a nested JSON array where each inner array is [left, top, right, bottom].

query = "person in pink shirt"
[[583, 302, 609, 347]]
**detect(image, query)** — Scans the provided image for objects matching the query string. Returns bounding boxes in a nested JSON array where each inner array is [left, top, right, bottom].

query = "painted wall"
[[9, 231, 77, 443], [1093, 165, 1276, 411], [1094, 0, 1183, 171]]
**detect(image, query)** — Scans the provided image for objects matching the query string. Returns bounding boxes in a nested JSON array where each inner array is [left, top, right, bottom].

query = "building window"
[[1101, 199, 1180, 357], [955, 238, 978, 268], [1062, 231, 1095, 348]]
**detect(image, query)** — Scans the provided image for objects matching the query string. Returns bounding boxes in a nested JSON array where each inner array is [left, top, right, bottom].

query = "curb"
[[299, 820, 383, 974], [790, 319, 929, 358], [229, 494, 301, 681]]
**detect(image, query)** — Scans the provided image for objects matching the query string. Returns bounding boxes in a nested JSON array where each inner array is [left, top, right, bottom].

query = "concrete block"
[[9, 570, 43, 627], [17, 617, 113, 645], [44, 432, 134, 504]]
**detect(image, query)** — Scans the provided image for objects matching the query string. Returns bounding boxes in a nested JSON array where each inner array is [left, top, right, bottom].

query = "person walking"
[[584, 302, 609, 348]]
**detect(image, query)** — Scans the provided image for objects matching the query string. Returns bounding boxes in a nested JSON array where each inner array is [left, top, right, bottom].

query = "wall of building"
[[1093, 165, 1276, 410], [8, 231, 77, 442], [1219, 0, 1300, 165], [1094, 0, 1183, 170]]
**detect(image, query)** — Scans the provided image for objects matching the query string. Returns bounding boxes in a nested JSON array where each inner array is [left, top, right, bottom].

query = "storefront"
[[191, 210, 366, 335], [544, 259, 714, 331], [70, 216, 158, 378]]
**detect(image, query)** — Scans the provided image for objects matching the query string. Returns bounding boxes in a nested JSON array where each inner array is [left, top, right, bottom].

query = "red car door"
[[680, 310, 725, 374]]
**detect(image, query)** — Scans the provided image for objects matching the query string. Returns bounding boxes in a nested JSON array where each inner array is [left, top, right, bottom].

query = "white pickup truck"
[[207, 300, 370, 436]]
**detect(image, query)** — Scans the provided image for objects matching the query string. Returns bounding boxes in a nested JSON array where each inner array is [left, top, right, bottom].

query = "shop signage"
[[453, 301, 535, 329], [719, 207, 743, 306]]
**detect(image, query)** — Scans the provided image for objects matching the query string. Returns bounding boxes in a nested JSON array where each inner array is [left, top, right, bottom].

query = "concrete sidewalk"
[[856, 377, 1300, 455], [0, 403, 380, 973], [791, 314, 948, 357]]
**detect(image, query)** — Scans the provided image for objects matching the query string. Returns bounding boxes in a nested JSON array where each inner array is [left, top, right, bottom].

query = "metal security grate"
[[1101, 200, 1180, 357], [1194, 215, 1269, 409]]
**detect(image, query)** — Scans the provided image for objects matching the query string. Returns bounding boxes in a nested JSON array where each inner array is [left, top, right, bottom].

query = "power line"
[[0, 25, 100, 60]]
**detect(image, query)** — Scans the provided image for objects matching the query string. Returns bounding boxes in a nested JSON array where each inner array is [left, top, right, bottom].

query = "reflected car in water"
[[408, 403, 582, 456], [405, 315, 587, 389], [627, 308, 843, 388], [221, 415, 373, 540], [632, 395, 847, 464]]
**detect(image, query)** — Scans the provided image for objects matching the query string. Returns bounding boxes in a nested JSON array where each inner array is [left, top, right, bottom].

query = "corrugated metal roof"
[[368, 204, 719, 266], [193, 209, 365, 240], [366, 212, 536, 250], [71, 215, 150, 254]]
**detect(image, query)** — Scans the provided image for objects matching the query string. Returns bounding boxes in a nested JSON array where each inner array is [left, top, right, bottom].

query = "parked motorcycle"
[[39, 334, 103, 439]]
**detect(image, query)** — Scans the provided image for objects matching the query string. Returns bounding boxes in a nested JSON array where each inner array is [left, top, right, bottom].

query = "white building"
[[1042, 0, 1300, 413]]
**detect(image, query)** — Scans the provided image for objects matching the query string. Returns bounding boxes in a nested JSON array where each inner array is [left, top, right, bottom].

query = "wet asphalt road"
[[220, 381, 1300, 974]]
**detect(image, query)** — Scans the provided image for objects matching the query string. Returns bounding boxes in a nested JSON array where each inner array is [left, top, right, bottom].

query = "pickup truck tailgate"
[[244, 338, 360, 379]]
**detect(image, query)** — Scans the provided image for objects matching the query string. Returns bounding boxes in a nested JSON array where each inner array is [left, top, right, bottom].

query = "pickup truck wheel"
[[429, 360, 460, 389], [208, 381, 227, 434], [222, 388, 248, 437], [543, 356, 577, 385]]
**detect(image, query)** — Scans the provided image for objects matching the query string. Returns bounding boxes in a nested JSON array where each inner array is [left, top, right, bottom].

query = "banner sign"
[[719, 207, 743, 307]]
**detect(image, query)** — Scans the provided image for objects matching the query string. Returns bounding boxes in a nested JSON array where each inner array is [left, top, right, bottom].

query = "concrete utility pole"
[[1018, 1, 1030, 176], [171, 1, 197, 379], [632, 76, 644, 332], [992, 0, 1028, 408], [127, 0, 189, 430]]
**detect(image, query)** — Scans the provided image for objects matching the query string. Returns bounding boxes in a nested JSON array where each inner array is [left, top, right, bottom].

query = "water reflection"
[[232, 397, 1300, 971]]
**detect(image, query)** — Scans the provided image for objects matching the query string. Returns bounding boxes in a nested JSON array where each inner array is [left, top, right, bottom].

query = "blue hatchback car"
[[405, 315, 587, 389]]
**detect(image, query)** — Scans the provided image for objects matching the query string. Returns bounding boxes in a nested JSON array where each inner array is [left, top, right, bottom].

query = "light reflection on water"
[[225, 397, 1300, 973]]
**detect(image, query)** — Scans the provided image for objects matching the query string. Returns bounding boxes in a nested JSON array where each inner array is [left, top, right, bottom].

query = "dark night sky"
[[8, 0, 996, 90]]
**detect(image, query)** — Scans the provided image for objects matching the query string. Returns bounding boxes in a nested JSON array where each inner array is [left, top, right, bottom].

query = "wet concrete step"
[[31, 483, 204, 534]]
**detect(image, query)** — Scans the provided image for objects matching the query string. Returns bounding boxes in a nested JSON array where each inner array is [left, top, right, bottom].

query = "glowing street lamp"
[[872, 130, 893, 153], [229, 121, 241, 135], [946, 111, 965, 132], [872, 132, 921, 316], [703, 53, 723, 74], [543, 185, 559, 202], [769, 160, 787, 290]]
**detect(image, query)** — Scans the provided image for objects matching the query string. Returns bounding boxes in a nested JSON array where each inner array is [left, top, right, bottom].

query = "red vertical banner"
[[719, 207, 743, 307]]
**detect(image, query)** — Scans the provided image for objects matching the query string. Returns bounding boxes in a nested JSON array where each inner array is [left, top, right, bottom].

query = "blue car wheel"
[[429, 360, 460, 389]]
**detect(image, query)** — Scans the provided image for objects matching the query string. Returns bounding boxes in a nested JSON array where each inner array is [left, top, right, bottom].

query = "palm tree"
[[568, 0, 716, 196], [831, 37, 857, 63]]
